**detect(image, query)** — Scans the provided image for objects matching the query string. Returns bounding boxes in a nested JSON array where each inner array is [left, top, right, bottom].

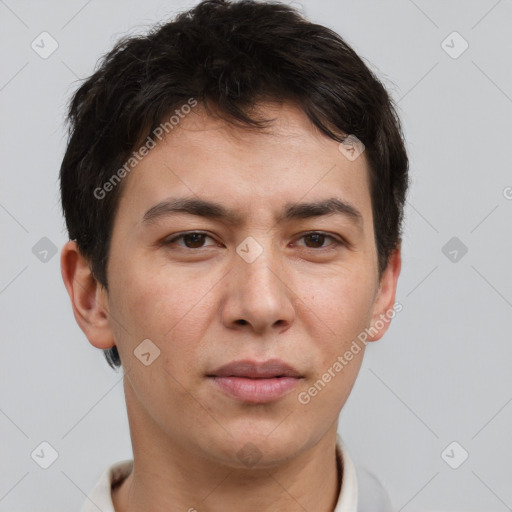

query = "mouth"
[[206, 359, 304, 404]]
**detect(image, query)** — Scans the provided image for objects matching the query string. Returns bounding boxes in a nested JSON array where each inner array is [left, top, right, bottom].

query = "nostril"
[[235, 319, 248, 325]]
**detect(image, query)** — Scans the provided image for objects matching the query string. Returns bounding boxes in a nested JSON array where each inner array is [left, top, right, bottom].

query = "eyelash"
[[164, 231, 344, 251]]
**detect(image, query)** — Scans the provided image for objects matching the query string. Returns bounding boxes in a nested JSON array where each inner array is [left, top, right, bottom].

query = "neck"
[[113, 382, 342, 512]]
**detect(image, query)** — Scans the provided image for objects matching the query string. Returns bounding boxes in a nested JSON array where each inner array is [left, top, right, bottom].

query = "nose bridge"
[[236, 234, 282, 297], [223, 234, 295, 332]]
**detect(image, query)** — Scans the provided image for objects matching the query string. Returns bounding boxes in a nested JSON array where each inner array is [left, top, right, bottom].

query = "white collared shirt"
[[80, 436, 393, 512]]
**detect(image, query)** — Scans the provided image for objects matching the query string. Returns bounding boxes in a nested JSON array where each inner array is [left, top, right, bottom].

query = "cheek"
[[112, 259, 191, 331], [293, 271, 376, 408], [297, 265, 376, 341], [109, 260, 217, 367]]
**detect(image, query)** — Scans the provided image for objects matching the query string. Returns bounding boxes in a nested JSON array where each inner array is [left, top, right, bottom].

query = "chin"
[[200, 422, 312, 469]]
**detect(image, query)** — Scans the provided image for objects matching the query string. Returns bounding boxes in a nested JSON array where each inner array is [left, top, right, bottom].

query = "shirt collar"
[[334, 434, 359, 512]]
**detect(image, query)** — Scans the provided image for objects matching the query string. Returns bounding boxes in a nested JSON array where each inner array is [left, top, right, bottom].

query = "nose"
[[220, 240, 296, 335]]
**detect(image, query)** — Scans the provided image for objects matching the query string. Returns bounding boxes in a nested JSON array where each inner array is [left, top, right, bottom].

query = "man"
[[59, 0, 409, 510]]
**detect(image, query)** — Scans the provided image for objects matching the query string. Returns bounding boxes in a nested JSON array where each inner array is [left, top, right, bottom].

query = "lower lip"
[[210, 376, 301, 403]]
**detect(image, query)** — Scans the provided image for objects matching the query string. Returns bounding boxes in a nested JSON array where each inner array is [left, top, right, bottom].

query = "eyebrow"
[[141, 196, 363, 227]]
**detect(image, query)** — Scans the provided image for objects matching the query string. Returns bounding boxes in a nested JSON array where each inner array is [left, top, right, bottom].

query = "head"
[[60, 0, 408, 467]]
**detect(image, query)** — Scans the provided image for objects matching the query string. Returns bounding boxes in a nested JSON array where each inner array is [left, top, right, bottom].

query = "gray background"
[[1, 0, 511, 510]]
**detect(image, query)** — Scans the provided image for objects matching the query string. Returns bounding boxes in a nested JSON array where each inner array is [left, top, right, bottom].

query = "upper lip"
[[208, 359, 302, 379]]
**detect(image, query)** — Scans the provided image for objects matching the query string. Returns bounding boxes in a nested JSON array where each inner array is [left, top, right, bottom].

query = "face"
[[93, 102, 399, 468]]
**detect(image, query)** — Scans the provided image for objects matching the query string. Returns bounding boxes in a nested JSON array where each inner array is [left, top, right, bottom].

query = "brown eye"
[[297, 232, 340, 249], [182, 233, 207, 248], [165, 232, 216, 249], [303, 233, 327, 248]]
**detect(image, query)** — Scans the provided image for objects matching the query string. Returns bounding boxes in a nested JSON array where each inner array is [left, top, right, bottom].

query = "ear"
[[367, 244, 402, 342], [60, 240, 115, 349]]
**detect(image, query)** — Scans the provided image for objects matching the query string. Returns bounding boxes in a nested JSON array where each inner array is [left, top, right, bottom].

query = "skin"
[[61, 101, 401, 512]]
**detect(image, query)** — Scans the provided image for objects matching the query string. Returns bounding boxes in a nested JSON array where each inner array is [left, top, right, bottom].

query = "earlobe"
[[367, 245, 402, 342], [60, 240, 116, 349]]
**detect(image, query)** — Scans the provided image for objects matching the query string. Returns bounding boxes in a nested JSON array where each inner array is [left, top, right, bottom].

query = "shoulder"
[[354, 464, 394, 512], [336, 435, 394, 512], [80, 459, 133, 512]]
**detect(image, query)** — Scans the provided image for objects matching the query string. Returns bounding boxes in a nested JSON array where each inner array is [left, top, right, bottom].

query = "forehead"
[[116, 102, 372, 226]]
